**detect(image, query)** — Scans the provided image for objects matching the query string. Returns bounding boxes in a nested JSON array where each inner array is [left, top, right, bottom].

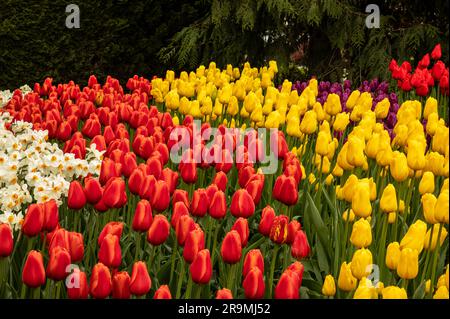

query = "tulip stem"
[[185, 276, 193, 299], [227, 264, 237, 296], [176, 259, 186, 299], [267, 245, 280, 298], [135, 233, 141, 261], [169, 239, 178, 285], [428, 223, 443, 298]]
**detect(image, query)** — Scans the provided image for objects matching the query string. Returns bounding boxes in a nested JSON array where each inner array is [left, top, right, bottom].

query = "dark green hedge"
[[0, 0, 206, 89]]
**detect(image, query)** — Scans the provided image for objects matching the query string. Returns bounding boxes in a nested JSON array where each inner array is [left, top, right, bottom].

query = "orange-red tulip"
[[22, 250, 46, 288], [190, 249, 212, 284], [42, 199, 59, 232], [112, 271, 131, 299], [153, 285, 172, 299], [98, 222, 124, 246], [176, 215, 196, 246], [46, 246, 71, 281], [84, 177, 103, 205], [22, 203, 44, 237], [90, 263, 112, 299], [291, 230, 310, 260], [221, 230, 242, 264], [98, 233, 122, 268], [286, 220, 301, 245], [259, 205, 275, 236], [68, 232, 84, 262], [150, 180, 170, 212], [130, 261, 151, 296], [242, 267, 265, 299], [243, 249, 264, 278], [172, 189, 190, 208], [190, 188, 209, 217], [67, 269, 89, 299], [209, 190, 227, 219], [273, 175, 298, 206], [147, 214, 170, 246], [274, 269, 300, 299], [212, 171, 228, 192], [231, 217, 249, 247], [68, 181, 87, 210], [132, 200, 153, 232], [183, 229, 205, 263], [0, 223, 13, 257], [230, 189, 255, 218], [216, 288, 233, 299], [103, 177, 127, 209]]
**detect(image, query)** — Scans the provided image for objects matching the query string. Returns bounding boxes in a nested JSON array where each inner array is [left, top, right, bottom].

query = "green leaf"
[[305, 192, 330, 254]]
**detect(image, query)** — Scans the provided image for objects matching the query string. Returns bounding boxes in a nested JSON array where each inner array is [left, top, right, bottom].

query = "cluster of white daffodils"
[[0, 112, 103, 231]]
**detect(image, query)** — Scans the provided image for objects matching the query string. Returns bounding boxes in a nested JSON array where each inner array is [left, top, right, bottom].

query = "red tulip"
[[286, 220, 301, 245], [205, 184, 219, 203], [22, 203, 44, 237], [269, 215, 289, 245], [175, 215, 196, 246], [67, 269, 89, 299], [238, 166, 255, 188], [98, 233, 122, 268], [183, 229, 205, 263], [132, 200, 153, 232], [139, 175, 157, 200], [242, 267, 265, 299], [130, 261, 151, 296], [150, 180, 170, 212], [243, 249, 264, 278], [82, 117, 101, 139], [46, 246, 71, 281], [431, 43, 442, 60], [103, 177, 127, 208], [208, 190, 227, 219], [273, 175, 298, 206], [230, 189, 255, 218], [103, 126, 116, 145], [418, 53, 430, 69], [259, 205, 276, 237], [180, 161, 197, 184], [0, 223, 14, 257], [221, 230, 242, 264], [245, 174, 264, 205], [160, 168, 179, 194], [172, 189, 190, 208], [190, 188, 209, 217], [68, 232, 84, 262], [84, 177, 103, 205], [274, 270, 300, 299], [91, 135, 107, 152], [287, 261, 304, 285], [90, 263, 112, 299], [128, 168, 145, 195], [291, 230, 310, 260], [154, 285, 172, 299], [112, 271, 131, 299], [190, 249, 212, 284], [171, 201, 189, 229], [22, 251, 46, 288], [231, 218, 249, 247], [212, 171, 228, 192], [146, 156, 162, 179], [122, 152, 138, 178], [68, 181, 87, 210], [98, 222, 124, 246], [216, 288, 233, 299], [99, 158, 121, 185], [48, 228, 70, 254], [147, 214, 170, 245]]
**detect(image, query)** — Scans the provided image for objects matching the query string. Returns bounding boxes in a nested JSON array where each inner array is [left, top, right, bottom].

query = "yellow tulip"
[[346, 90, 360, 110], [388, 212, 397, 224], [397, 248, 419, 279], [332, 164, 344, 177], [342, 209, 355, 223], [337, 143, 355, 171], [341, 174, 358, 202], [315, 131, 330, 156], [407, 139, 427, 171], [346, 136, 366, 167], [381, 286, 408, 299], [338, 262, 357, 291], [435, 190, 449, 224], [350, 218, 372, 248], [390, 151, 409, 182], [399, 220, 427, 253], [322, 275, 337, 296], [324, 93, 342, 116], [380, 184, 398, 213], [385, 242, 401, 270], [419, 171, 435, 195], [446, 264, 449, 290], [422, 193, 438, 224], [374, 98, 390, 119], [433, 286, 449, 299], [350, 248, 373, 280], [423, 97, 438, 119], [424, 224, 448, 251], [333, 112, 350, 132], [432, 124, 449, 155], [437, 274, 447, 288], [299, 110, 318, 134], [426, 112, 439, 136]]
